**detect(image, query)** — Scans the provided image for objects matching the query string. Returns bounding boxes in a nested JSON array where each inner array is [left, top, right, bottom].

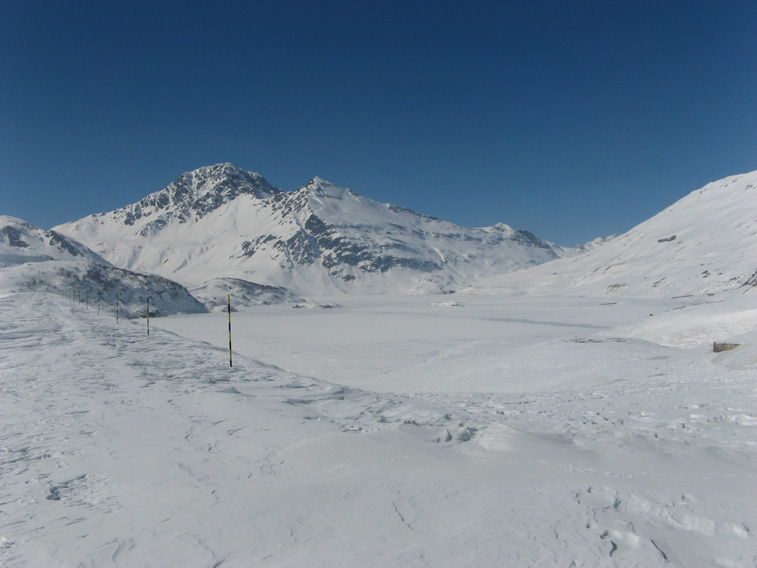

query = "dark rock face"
[[0, 225, 29, 248], [46, 231, 85, 257], [119, 163, 282, 227], [511, 230, 553, 250]]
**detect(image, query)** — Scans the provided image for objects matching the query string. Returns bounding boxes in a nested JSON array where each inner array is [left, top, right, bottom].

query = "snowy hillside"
[[0, 261, 206, 318], [55, 164, 561, 295], [190, 277, 303, 311], [472, 170, 757, 298], [0, 216, 205, 317], [0, 215, 108, 268]]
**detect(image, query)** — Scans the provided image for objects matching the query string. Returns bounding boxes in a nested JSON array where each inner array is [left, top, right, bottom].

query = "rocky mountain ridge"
[[55, 164, 563, 294]]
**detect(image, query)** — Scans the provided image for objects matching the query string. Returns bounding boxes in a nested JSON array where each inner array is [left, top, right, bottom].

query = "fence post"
[[228, 294, 232, 368]]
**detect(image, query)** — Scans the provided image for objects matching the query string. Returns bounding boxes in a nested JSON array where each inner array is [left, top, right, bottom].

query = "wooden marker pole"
[[147, 290, 150, 336], [228, 294, 232, 367]]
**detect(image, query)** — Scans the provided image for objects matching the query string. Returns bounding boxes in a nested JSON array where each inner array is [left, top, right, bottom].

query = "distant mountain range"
[[2, 164, 754, 308], [53, 163, 563, 295]]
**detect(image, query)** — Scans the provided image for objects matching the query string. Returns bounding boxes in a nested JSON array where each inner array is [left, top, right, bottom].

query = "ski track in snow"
[[1, 292, 756, 567]]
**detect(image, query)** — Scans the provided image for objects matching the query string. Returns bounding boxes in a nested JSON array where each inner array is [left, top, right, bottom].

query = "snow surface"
[[2, 289, 755, 567], [471, 170, 757, 298]]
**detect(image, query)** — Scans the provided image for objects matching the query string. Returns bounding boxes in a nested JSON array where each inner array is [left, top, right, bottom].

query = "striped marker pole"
[[228, 294, 233, 367], [147, 290, 150, 336], [116, 291, 119, 324], [98, 289, 101, 316]]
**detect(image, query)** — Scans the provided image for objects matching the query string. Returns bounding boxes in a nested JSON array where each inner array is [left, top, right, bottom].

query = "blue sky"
[[2, 1, 755, 246]]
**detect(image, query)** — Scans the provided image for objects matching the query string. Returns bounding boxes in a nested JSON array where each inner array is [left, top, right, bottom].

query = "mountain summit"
[[100, 163, 281, 237], [55, 164, 562, 294]]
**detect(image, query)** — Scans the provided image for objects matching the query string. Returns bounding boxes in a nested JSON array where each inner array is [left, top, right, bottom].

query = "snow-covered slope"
[[0, 215, 109, 268], [0, 216, 205, 316], [0, 261, 206, 318], [55, 164, 561, 295], [191, 277, 303, 311], [472, 170, 757, 298]]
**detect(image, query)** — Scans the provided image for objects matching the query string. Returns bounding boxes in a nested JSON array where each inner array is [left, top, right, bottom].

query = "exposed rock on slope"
[[55, 164, 562, 294], [0, 215, 109, 268]]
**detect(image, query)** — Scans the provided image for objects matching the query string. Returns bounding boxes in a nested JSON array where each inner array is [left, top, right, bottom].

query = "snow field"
[[153, 293, 757, 566], [1, 290, 752, 566]]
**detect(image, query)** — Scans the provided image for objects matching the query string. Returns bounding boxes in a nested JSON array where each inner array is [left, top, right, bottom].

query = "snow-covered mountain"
[[54, 164, 562, 295], [556, 234, 620, 258], [0, 215, 109, 268], [0, 216, 205, 316], [472, 170, 757, 298], [3, 170, 757, 567], [106, 162, 282, 234]]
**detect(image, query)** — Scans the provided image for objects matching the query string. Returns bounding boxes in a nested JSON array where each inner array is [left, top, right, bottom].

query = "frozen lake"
[[153, 294, 668, 391]]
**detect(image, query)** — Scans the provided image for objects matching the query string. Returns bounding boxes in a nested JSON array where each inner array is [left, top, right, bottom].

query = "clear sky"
[[1, 1, 755, 246]]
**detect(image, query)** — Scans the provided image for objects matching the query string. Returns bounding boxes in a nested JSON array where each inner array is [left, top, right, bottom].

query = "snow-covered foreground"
[[2, 292, 756, 567]]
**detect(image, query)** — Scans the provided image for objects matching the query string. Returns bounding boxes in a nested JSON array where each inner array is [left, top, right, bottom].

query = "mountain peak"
[[305, 176, 337, 191], [483, 222, 515, 234], [172, 163, 281, 202], [84, 164, 283, 231], [53, 165, 564, 294]]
